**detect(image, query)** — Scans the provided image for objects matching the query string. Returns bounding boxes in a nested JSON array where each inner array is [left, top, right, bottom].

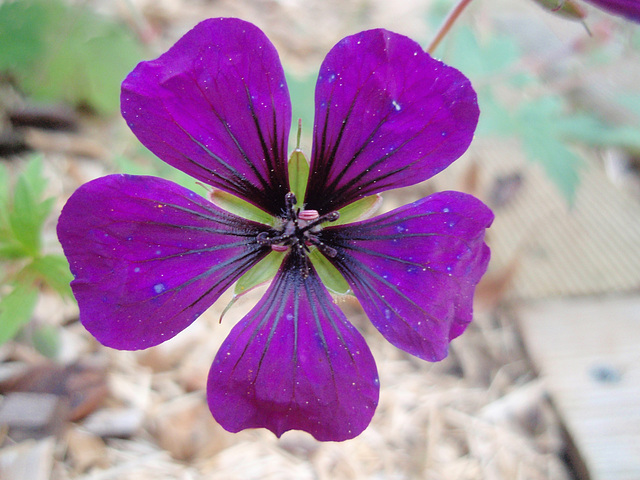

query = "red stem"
[[426, 0, 475, 55]]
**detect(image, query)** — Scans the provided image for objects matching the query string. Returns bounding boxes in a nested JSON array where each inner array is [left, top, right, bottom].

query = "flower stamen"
[[257, 194, 340, 258]]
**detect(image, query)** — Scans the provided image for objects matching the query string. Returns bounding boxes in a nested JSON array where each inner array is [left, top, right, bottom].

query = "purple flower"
[[583, 0, 640, 22], [57, 18, 493, 441]]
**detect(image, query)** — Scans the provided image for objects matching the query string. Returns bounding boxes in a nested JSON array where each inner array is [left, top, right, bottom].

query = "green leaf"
[[309, 248, 351, 295], [20, 254, 74, 299], [475, 90, 517, 137], [288, 150, 310, 205], [512, 97, 583, 204], [10, 180, 53, 257], [0, 284, 38, 346], [31, 324, 61, 358], [554, 115, 640, 151], [0, 156, 54, 259], [520, 133, 582, 205], [333, 195, 382, 226], [0, 0, 55, 73], [234, 251, 285, 296], [0, 0, 143, 114], [2, 157, 55, 258], [0, 163, 14, 256], [440, 26, 534, 138], [209, 189, 274, 225], [441, 26, 520, 79]]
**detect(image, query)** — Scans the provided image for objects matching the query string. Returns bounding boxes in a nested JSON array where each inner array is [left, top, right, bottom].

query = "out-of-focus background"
[[1, 0, 639, 478]]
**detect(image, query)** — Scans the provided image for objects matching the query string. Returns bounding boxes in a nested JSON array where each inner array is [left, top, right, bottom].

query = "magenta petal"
[[323, 192, 492, 361], [207, 254, 379, 441], [57, 174, 269, 350], [584, 0, 640, 21], [121, 18, 291, 216], [306, 29, 479, 214]]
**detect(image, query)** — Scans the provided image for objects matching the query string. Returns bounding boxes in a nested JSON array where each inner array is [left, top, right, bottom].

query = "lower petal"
[[57, 174, 270, 350], [323, 191, 493, 361], [207, 253, 379, 441]]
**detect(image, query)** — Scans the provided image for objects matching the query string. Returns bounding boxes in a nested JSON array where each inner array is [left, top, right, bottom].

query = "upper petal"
[[584, 0, 640, 21], [322, 192, 493, 361], [207, 252, 379, 441], [306, 29, 479, 214], [57, 174, 270, 350], [121, 18, 292, 216]]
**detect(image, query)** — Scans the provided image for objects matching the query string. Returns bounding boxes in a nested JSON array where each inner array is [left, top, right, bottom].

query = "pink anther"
[[298, 209, 320, 221]]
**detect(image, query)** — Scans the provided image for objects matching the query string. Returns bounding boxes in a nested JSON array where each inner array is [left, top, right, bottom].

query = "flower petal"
[[322, 192, 492, 361], [584, 0, 640, 22], [306, 29, 479, 214], [57, 174, 270, 350], [121, 18, 291, 216], [207, 253, 379, 441]]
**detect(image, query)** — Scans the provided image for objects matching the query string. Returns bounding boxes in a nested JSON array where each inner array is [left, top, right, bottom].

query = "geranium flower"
[[57, 18, 493, 441]]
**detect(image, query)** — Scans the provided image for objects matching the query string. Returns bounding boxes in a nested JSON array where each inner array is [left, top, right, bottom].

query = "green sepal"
[[333, 194, 383, 226], [221, 250, 285, 323], [288, 149, 309, 205], [234, 250, 285, 296], [0, 284, 38, 346], [309, 248, 351, 295], [209, 189, 274, 225]]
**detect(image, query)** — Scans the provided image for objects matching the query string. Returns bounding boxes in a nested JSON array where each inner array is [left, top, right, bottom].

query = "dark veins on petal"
[[305, 29, 479, 215], [57, 174, 275, 350], [208, 251, 379, 441], [121, 18, 292, 216]]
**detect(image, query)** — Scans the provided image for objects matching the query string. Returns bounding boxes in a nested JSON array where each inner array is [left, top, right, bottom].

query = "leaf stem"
[[426, 0, 475, 55]]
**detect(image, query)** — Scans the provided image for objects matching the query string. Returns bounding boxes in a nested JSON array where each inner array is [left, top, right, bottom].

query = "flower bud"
[[531, 0, 588, 20]]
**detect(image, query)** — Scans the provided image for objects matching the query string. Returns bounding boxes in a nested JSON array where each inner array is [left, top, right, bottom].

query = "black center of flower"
[[256, 192, 340, 259]]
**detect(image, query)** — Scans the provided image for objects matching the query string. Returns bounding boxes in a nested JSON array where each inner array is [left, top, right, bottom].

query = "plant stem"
[[426, 0, 475, 55]]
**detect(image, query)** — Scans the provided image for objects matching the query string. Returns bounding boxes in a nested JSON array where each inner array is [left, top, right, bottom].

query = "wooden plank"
[[518, 296, 640, 480]]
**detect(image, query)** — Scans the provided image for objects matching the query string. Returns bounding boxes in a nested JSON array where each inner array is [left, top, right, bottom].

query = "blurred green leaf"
[[441, 26, 520, 79], [0, 284, 38, 345], [442, 27, 587, 204], [0, 156, 54, 259], [516, 98, 583, 203], [20, 254, 74, 299], [0, 0, 143, 114], [10, 177, 54, 257], [0, 0, 54, 72], [31, 324, 61, 358], [554, 114, 640, 151], [441, 26, 533, 137], [0, 163, 15, 257]]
